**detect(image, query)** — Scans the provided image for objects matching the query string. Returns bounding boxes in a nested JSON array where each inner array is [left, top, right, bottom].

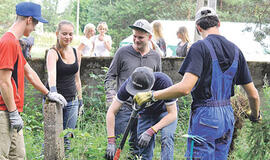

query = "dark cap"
[[195, 7, 218, 22], [126, 67, 155, 96], [129, 19, 153, 35], [16, 2, 48, 23]]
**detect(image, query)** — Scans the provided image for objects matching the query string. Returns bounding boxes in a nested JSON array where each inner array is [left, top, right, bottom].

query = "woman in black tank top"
[[45, 20, 83, 151]]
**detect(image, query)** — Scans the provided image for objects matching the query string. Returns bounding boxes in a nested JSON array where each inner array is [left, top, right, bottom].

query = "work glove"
[[246, 110, 262, 123], [9, 109, 24, 133], [105, 137, 116, 160], [133, 91, 156, 106], [46, 91, 68, 109], [138, 127, 157, 148], [78, 99, 84, 116]]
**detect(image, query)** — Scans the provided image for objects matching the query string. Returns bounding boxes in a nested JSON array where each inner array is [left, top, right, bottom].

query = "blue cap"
[[16, 2, 48, 23]]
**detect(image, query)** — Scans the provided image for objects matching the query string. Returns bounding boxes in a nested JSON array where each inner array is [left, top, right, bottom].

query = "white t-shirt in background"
[[80, 36, 94, 56], [93, 35, 112, 57]]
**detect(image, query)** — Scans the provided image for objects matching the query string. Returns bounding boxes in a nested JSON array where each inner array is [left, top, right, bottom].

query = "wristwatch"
[[151, 91, 158, 102]]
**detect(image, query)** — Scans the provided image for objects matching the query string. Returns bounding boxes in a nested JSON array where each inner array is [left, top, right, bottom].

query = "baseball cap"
[[126, 67, 155, 96], [16, 2, 48, 23], [129, 19, 153, 35], [195, 7, 218, 22]]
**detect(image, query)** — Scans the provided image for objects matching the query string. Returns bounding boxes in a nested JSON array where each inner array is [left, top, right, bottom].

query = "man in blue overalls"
[[133, 7, 261, 160]]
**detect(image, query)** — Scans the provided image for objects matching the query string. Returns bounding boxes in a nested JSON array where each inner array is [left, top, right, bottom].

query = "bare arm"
[[24, 63, 49, 95], [106, 98, 122, 137], [151, 102, 177, 132], [46, 49, 58, 88], [0, 69, 17, 112], [77, 43, 85, 57], [154, 72, 198, 100], [75, 49, 82, 99], [242, 82, 260, 117], [104, 39, 112, 51]]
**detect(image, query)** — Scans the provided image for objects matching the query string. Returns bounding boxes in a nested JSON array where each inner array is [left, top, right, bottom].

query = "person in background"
[[106, 67, 177, 160], [134, 7, 261, 160], [93, 22, 112, 57], [0, 2, 67, 159], [105, 19, 161, 158], [45, 20, 83, 151], [19, 36, 34, 59], [153, 21, 166, 57], [176, 26, 191, 57], [77, 23, 96, 57]]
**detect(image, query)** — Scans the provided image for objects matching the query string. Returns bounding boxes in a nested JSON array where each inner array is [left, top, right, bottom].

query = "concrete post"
[[43, 101, 64, 160]]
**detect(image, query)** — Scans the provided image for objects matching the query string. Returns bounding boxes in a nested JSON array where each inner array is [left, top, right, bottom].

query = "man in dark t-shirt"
[[105, 67, 177, 160], [134, 7, 261, 160]]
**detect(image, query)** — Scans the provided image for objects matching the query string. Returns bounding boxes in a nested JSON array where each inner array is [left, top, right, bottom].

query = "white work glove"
[[9, 109, 24, 133], [46, 91, 68, 108]]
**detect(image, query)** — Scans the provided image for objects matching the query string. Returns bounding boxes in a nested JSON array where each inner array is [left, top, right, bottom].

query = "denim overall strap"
[[202, 39, 239, 104]]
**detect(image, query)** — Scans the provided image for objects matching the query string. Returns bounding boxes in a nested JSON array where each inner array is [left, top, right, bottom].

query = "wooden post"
[[44, 101, 64, 160]]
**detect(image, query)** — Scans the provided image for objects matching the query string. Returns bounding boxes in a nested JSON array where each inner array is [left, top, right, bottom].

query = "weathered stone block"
[[44, 101, 64, 160]]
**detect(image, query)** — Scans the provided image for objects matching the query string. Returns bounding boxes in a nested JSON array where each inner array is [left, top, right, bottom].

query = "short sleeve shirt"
[[93, 35, 112, 57], [0, 32, 27, 112], [179, 34, 252, 102], [116, 72, 177, 115], [80, 36, 94, 56]]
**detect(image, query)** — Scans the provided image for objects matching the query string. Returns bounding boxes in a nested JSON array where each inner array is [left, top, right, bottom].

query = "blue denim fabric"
[[63, 99, 79, 150], [185, 39, 238, 160], [185, 106, 234, 160], [115, 106, 139, 157], [137, 112, 177, 160]]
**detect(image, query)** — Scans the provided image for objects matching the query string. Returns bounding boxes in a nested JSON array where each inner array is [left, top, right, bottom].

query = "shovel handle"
[[113, 149, 121, 160]]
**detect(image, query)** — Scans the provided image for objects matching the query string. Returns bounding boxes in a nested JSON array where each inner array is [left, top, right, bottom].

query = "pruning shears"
[[113, 102, 145, 160]]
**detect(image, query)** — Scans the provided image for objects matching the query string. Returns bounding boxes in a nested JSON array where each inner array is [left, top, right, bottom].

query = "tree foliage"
[[0, 0, 269, 51]]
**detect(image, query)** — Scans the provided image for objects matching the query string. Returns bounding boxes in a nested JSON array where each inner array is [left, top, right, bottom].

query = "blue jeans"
[[63, 99, 79, 150], [138, 112, 177, 160], [115, 106, 139, 157], [185, 106, 234, 160]]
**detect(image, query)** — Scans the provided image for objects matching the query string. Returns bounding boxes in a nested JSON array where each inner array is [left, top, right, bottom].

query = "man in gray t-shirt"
[[105, 19, 161, 158]]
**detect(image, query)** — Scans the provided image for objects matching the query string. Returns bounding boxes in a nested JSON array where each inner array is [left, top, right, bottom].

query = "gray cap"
[[195, 7, 218, 22], [129, 19, 153, 35], [126, 67, 155, 96]]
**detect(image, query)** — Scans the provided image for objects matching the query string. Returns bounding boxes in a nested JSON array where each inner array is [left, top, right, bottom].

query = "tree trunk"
[[208, 0, 217, 10], [194, 0, 204, 42], [76, 0, 80, 36]]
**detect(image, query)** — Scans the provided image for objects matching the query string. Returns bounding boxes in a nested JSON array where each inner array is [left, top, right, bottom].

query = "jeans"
[[137, 112, 177, 160], [185, 106, 234, 160], [115, 106, 139, 157], [63, 99, 79, 150]]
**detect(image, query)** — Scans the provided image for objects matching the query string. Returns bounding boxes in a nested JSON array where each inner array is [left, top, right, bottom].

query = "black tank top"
[[55, 48, 79, 101]]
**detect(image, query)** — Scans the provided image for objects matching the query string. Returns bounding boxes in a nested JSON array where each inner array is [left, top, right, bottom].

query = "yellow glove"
[[133, 91, 153, 106], [246, 110, 262, 123]]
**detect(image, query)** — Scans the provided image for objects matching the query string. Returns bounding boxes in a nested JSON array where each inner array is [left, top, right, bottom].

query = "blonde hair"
[[97, 22, 108, 32], [54, 20, 74, 53], [153, 21, 164, 40], [177, 26, 190, 43], [83, 23, 95, 34]]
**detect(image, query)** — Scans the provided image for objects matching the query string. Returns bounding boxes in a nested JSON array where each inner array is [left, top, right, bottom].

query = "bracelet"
[[151, 127, 157, 133], [107, 136, 116, 138], [151, 91, 158, 102]]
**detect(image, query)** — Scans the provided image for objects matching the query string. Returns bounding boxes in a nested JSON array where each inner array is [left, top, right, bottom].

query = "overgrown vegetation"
[[22, 70, 270, 159]]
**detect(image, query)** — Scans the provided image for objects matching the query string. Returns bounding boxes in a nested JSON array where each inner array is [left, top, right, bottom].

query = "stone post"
[[43, 101, 64, 160]]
